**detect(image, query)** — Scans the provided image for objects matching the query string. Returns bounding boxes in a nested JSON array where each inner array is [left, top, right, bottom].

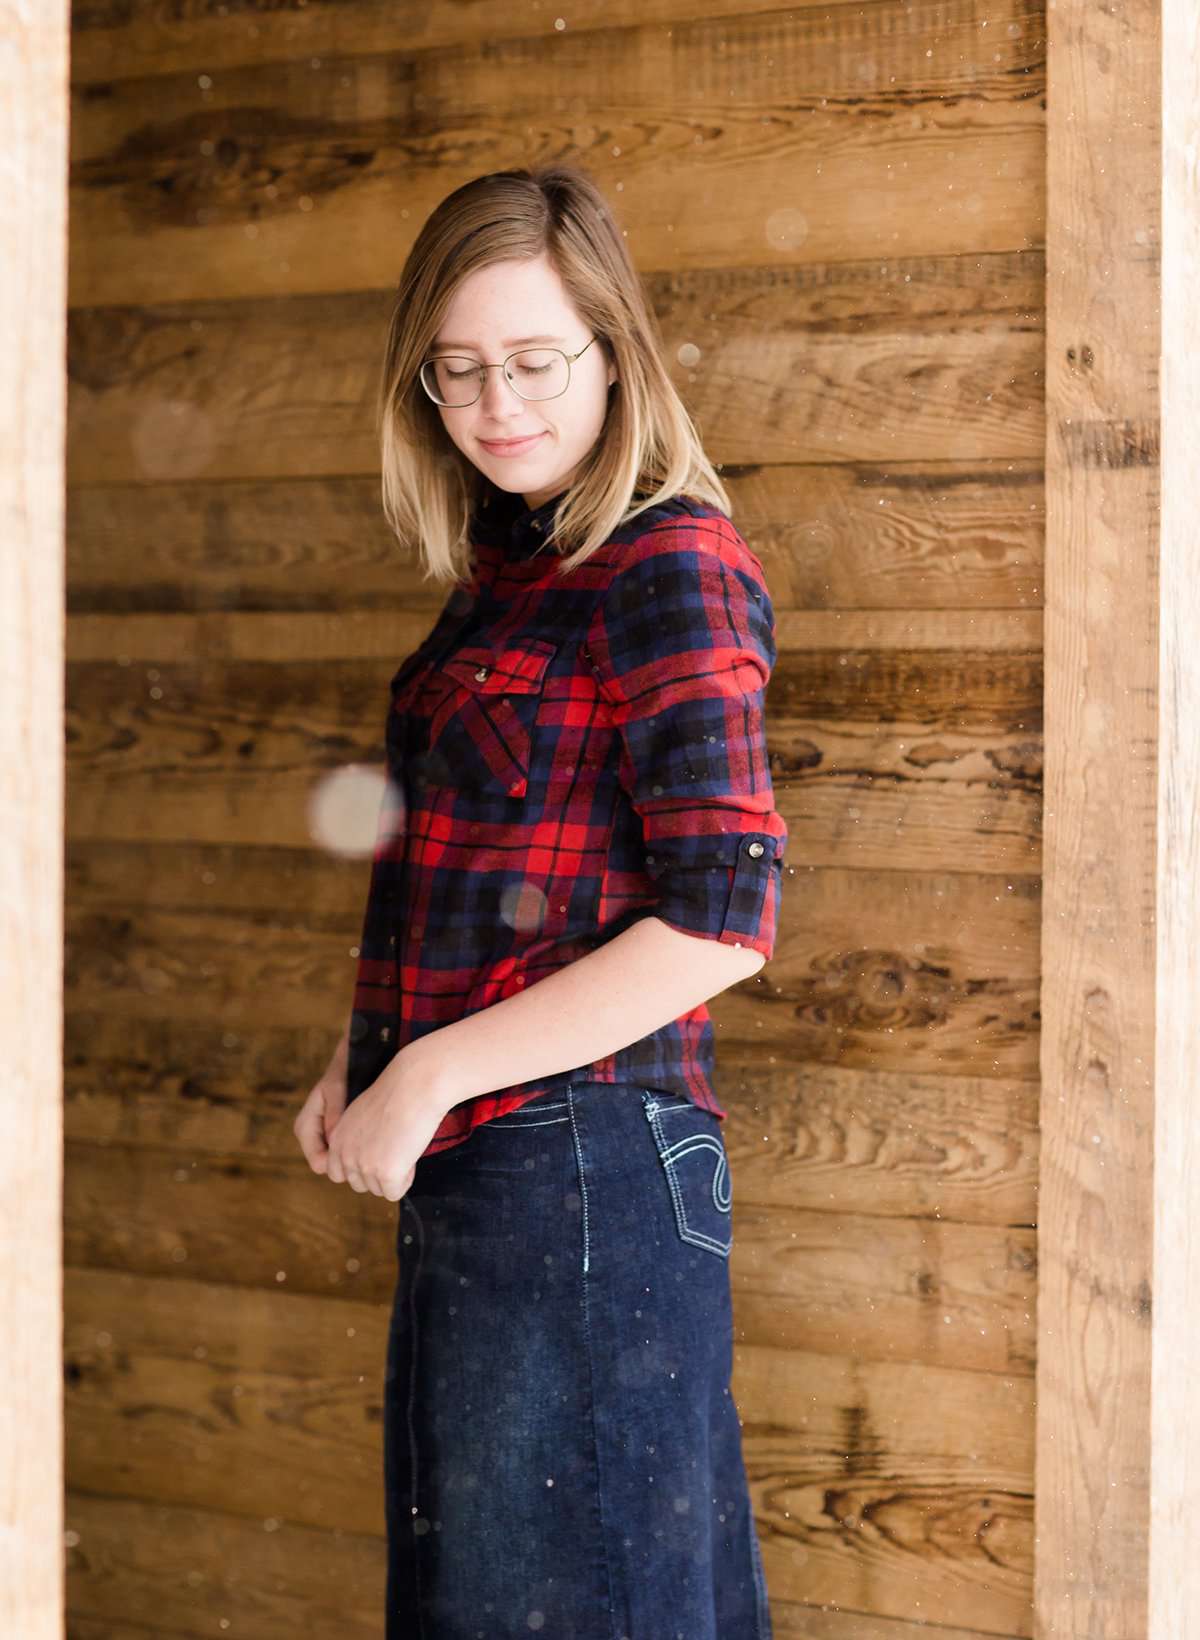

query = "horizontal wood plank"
[[66, 461, 1044, 617], [66, 255, 1044, 485], [63, 841, 1040, 1068], [63, 605, 1044, 662], [65, 1491, 383, 1638], [64, 1141, 387, 1300], [64, 1489, 1013, 1640], [724, 1061, 1037, 1226], [63, 634, 1041, 870], [67, 0, 917, 85], [64, 1269, 1032, 1633], [734, 1202, 1036, 1373], [742, 1342, 1033, 1635], [770, 1602, 1017, 1640], [68, 1, 1045, 304], [65, 1014, 1037, 1227], [63, 1131, 1033, 1379]]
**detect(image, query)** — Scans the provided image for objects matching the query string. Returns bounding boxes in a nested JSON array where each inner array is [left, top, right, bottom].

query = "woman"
[[293, 164, 785, 1639]]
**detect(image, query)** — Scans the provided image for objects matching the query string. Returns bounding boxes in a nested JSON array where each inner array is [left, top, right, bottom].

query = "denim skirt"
[[382, 1080, 772, 1640]]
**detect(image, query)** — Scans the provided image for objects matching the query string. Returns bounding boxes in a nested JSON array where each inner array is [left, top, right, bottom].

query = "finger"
[[294, 1111, 328, 1173], [383, 1166, 413, 1204]]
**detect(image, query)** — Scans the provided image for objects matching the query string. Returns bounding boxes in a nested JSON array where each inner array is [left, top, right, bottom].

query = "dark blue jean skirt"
[[382, 1080, 772, 1639]]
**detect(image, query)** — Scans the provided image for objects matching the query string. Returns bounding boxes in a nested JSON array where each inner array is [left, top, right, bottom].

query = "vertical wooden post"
[[1041, 0, 1198, 1632], [1150, 0, 1200, 1630], [0, 1, 70, 1635]]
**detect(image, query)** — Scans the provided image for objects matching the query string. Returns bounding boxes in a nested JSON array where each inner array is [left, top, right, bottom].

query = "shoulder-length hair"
[[376, 164, 731, 587]]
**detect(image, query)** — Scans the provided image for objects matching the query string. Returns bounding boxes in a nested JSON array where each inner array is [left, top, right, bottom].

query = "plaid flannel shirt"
[[344, 479, 788, 1156]]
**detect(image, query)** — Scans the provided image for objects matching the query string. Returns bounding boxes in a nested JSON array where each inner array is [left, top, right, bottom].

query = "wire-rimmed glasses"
[[419, 335, 599, 407]]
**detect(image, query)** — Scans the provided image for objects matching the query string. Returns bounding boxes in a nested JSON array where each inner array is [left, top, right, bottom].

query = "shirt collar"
[[469, 477, 568, 561]]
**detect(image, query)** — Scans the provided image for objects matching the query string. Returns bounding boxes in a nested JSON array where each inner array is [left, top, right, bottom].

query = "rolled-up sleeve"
[[582, 517, 789, 960]]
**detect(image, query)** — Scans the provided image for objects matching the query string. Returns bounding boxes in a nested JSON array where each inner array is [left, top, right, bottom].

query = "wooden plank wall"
[[64, 4, 1046, 1636]]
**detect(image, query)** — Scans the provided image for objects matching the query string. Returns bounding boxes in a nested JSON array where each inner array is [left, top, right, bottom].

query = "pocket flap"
[[440, 637, 558, 696]]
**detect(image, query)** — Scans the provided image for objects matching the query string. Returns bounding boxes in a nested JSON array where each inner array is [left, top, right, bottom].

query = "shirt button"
[[747, 841, 765, 858]]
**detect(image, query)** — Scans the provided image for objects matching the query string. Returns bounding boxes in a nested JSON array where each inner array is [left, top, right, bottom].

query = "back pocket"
[[642, 1090, 733, 1258]]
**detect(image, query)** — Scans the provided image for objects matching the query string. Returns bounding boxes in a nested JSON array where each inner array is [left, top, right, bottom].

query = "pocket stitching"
[[426, 640, 557, 797], [644, 1096, 733, 1258], [440, 638, 558, 696]]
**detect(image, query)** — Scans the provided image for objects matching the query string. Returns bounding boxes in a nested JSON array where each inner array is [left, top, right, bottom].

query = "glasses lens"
[[506, 349, 569, 400], [420, 349, 572, 405], [421, 357, 482, 406]]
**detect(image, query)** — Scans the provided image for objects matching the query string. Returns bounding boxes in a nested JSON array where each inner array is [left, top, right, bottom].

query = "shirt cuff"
[[646, 831, 783, 959]]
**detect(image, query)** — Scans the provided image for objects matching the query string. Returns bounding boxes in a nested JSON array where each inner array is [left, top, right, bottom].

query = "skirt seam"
[[566, 1085, 622, 1640], [401, 1197, 429, 1639]]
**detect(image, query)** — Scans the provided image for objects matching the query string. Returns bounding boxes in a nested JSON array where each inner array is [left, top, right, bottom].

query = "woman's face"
[[428, 251, 618, 510]]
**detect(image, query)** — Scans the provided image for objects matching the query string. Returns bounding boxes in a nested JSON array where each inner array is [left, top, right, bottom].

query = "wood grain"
[[68, 0, 968, 85], [61, 0, 1057, 1631], [66, 256, 1044, 484], [65, 461, 1044, 616], [3, 1, 69, 1635], [68, 0, 1046, 304], [66, 1015, 1038, 1225], [63, 634, 1040, 870], [63, 1267, 1033, 1635], [63, 1485, 1011, 1640], [66, 1490, 382, 1638], [1037, 0, 1163, 1622], [63, 830, 1039, 1068], [743, 1342, 1034, 1635]]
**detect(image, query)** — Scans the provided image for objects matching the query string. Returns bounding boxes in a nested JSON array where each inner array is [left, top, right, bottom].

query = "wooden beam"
[[1151, 0, 1200, 1631], [0, 0, 70, 1635], [1039, 0, 1187, 1630]]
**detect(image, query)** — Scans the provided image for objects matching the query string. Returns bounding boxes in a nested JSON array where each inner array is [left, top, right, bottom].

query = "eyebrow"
[[430, 333, 570, 351]]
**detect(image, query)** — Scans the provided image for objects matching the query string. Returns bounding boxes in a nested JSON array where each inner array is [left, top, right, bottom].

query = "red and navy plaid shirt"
[[344, 478, 788, 1156]]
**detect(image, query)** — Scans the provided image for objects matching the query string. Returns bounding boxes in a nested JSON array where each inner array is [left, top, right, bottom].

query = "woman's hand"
[[295, 1028, 452, 1201], [324, 1065, 449, 1202], [293, 1026, 350, 1177]]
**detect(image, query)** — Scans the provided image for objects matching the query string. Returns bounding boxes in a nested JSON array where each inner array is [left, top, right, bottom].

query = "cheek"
[[583, 384, 612, 440], [437, 411, 467, 455], [564, 387, 606, 441]]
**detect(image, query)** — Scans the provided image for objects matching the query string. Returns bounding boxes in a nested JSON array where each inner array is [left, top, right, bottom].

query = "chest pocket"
[[421, 637, 558, 799]]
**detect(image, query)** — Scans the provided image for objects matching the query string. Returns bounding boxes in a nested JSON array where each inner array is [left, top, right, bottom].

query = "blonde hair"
[[376, 164, 732, 587]]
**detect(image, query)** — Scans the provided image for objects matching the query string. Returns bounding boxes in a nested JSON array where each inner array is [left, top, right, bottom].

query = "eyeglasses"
[[419, 335, 599, 408]]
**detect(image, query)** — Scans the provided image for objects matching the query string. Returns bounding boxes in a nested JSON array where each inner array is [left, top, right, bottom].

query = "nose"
[[477, 365, 527, 418]]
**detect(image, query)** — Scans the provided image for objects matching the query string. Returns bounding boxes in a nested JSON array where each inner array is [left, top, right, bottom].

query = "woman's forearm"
[[388, 916, 766, 1114], [328, 1015, 351, 1075]]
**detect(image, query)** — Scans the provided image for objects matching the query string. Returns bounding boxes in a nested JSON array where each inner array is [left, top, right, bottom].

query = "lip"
[[478, 432, 546, 456]]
